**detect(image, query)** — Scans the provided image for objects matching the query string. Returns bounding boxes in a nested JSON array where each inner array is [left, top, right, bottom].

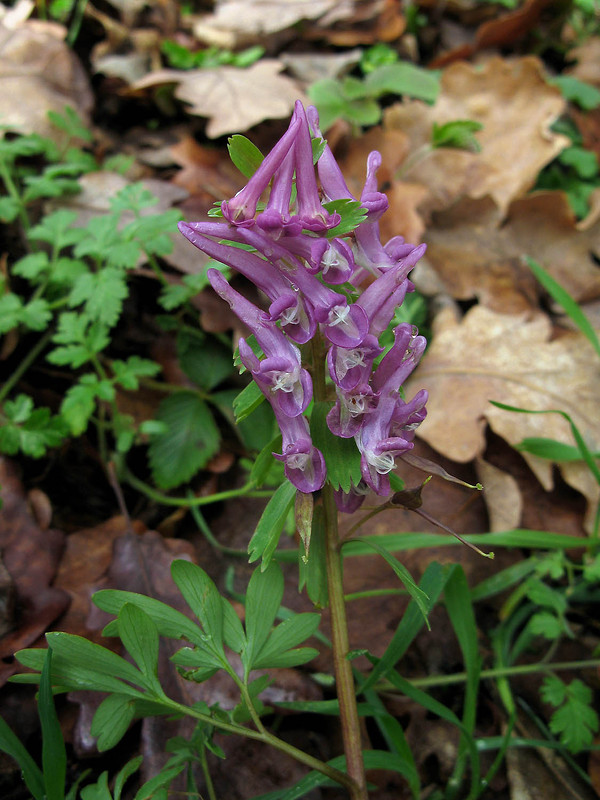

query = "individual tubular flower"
[[209, 270, 312, 418], [221, 115, 300, 226], [178, 221, 317, 344], [356, 324, 427, 495], [271, 411, 327, 493]]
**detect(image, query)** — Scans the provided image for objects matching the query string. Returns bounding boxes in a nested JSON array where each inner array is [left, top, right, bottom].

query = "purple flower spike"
[[272, 411, 326, 493], [208, 270, 312, 417], [221, 116, 300, 226]]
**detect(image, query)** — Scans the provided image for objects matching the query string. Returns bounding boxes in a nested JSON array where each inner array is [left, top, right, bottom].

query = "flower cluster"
[[178, 101, 428, 510]]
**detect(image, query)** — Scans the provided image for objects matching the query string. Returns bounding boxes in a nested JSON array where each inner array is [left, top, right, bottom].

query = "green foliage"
[[541, 675, 599, 753], [148, 392, 221, 489], [161, 41, 264, 70], [308, 52, 439, 130], [432, 120, 483, 153]]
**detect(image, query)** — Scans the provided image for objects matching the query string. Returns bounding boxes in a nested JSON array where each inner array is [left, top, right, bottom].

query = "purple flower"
[[209, 270, 312, 417], [221, 115, 300, 226], [272, 411, 326, 493]]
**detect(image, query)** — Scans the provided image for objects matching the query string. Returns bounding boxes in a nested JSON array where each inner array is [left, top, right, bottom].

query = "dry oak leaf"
[[384, 56, 569, 215], [0, 14, 92, 144], [405, 305, 600, 531], [194, 0, 343, 41], [421, 191, 600, 313], [132, 60, 305, 138]]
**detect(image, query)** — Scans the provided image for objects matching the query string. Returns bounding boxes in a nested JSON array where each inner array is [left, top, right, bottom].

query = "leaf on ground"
[[193, 0, 343, 43], [0, 15, 93, 145], [475, 457, 523, 532], [132, 61, 304, 138], [420, 191, 600, 312], [0, 459, 69, 685], [384, 56, 569, 215], [406, 305, 600, 531]]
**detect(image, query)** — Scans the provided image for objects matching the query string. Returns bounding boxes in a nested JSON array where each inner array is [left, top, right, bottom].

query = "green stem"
[[382, 658, 600, 692], [323, 485, 368, 799], [199, 743, 218, 800], [0, 156, 30, 234], [310, 334, 367, 799], [162, 697, 356, 792], [0, 329, 54, 404], [124, 469, 273, 507]]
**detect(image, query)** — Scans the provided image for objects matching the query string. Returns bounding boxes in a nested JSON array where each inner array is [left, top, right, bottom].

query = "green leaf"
[[133, 765, 185, 800], [39, 649, 66, 800], [515, 437, 594, 461], [525, 257, 600, 358], [118, 605, 162, 694], [551, 75, 600, 110], [358, 562, 448, 693], [113, 755, 143, 800], [60, 375, 114, 436], [170, 560, 225, 659], [310, 402, 362, 493], [307, 78, 381, 131], [243, 563, 284, 676], [363, 62, 440, 103], [45, 632, 148, 692], [227, 134, 264, 178], [233, 380, 265, 423], [29, 210, 85, 250], [0, 196, 21, 222], [528, 612, 563, 639], [20, 298, 52, 331], [323, 198, 368, 237], [177, 330, 233, 390], [90, 694, 136, 751], [222, 598, 246, 654], [93, 589, 205, 646], [298, 506, 328, 608], [12, 252, 50, 281], [249, 434, 282, 488], [247, 481, 296, 567], [350, 537, 430, 626], [251, 612, 320, 670], [111, 356, 161, 390], [47, 106, 93, 143], [0, 293, 23, 333], [432, 120, 483, 153], [148, 392, 220, 490], [68, 268, 128, 327], [559, 146, 599, 179], [0, 714, 45, 800], [541, 676, 599, 753]]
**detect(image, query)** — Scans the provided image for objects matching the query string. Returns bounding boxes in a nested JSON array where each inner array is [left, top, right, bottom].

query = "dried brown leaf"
[[406, 306, 600, 530], [384, 56, 569, 215], [132, 61, 305, 138], [420, 192, 600, 312], [0, 16, 92, 144]]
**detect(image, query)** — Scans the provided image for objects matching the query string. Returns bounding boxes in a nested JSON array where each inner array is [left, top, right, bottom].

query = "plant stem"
[[162, 697, 357, 792], [310, 334, 367, 799], [123, 469, 273, 507], [0, 329, 54, 404], [322, 484, 369, 799]]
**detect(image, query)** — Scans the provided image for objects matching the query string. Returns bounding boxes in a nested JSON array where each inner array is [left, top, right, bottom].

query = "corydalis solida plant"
[[178, 101, 428, 508]]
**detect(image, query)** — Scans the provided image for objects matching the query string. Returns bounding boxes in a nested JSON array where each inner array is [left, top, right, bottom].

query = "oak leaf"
[[384, 56, 569, 215], [132, 60, 304, 138], [406, 306, 600, 530], [421, 191, 600, 312]]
